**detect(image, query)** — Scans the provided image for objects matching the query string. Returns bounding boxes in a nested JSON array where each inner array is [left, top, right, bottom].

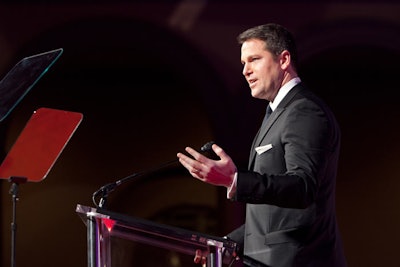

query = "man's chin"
[[251, 90, 262, 99]]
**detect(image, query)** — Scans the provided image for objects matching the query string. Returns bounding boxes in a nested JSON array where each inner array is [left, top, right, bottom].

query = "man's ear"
[[280, 50, 291, 70]]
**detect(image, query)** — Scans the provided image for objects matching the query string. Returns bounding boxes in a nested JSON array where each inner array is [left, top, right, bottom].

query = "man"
[[177, 23, 347, 267]]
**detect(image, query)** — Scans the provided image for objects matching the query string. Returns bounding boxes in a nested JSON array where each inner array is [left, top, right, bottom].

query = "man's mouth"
[[248, 79, 257, 87]]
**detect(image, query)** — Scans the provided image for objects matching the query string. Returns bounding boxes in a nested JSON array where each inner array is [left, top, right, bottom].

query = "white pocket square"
[[255, 144, 273, 155]]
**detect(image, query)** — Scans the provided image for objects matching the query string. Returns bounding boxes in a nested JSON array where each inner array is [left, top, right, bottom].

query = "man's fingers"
[[178, 153, 202, 171], [177, 153, 203, 180], [212, 143, 229, 160], [185, 146, 209, 162]]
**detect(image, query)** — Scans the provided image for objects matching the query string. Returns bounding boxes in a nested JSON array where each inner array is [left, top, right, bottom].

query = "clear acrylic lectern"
[[76, 204, 239, 267]]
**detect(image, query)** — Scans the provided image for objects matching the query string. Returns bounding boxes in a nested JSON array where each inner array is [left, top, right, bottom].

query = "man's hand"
[[177, 143, 237, 188]]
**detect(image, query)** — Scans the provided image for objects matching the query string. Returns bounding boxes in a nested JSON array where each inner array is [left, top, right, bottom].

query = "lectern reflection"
[[110, 237, 199, 267]]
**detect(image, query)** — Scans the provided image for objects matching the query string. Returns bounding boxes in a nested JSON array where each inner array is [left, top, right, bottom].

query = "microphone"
[[92, 141, 216, 208], [201, 140, 218, 159], [200, 141, 215, 152]]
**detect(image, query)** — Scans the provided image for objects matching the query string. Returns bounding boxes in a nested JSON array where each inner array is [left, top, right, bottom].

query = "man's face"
[[240, 39, 283, 102]]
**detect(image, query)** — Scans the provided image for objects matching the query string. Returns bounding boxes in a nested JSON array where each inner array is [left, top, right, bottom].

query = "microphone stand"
[[92, 159, 178, 209], [92, 141, 216, 209]]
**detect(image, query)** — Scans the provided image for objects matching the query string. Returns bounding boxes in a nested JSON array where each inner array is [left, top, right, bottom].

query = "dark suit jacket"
[[228, 83, 347, 267]]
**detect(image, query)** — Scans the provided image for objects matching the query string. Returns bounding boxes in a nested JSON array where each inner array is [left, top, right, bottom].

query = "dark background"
[[0, 1, 399, 266]]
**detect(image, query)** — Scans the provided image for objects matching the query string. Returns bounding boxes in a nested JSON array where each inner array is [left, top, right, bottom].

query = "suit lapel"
[[248, 109, 283, 168], [248, 84, 304, 169]]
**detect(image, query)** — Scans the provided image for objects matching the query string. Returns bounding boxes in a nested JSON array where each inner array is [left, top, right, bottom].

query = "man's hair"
[[237, 23, 298, 69]]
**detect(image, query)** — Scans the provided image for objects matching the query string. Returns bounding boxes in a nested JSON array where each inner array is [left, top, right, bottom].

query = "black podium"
[[76, 204, 239, 267]]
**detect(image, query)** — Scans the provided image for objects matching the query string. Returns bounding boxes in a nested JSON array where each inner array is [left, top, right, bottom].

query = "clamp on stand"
[[8, 176, 28, 267]]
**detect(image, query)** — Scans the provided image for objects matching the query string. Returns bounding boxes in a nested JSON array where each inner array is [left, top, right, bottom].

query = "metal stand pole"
[[8, 176, 27, 267], [206, 240, 222, 267], [87, 215, 97, 267], [86, 211, 111, 267]]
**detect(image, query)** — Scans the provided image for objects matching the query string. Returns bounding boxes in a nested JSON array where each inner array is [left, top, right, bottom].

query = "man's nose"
[[242, 64, 251, 76]]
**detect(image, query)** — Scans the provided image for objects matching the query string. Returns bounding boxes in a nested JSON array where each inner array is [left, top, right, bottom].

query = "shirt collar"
[[269, 77, 301, 111]]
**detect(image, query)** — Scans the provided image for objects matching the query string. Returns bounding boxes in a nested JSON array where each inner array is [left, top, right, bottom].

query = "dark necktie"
[[253, 104, 272, 147], [261, 105, 272, 128]]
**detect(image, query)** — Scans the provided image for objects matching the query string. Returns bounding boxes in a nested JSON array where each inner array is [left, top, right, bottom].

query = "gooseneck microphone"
[[92, 141, 216, 208]]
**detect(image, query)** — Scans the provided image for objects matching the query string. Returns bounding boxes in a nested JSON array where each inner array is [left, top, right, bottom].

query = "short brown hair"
[[237, 23, 298, 69]]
